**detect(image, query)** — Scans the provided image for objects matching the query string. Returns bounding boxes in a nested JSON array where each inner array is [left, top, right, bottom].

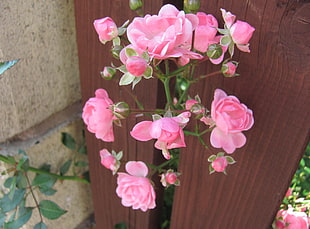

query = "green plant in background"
[[0, 132, 89, 229]]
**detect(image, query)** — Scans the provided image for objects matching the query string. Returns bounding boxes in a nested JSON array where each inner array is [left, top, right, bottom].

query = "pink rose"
[[116, 161, 156, 212], [211, 156, 228, 172], [230, 20, 255, 52], [210, 89, 254, 154], [275, 208, 309, 229], [194, 12, 218, 53], [185, 99, 198, 110], [125, 56, 148, 77], [82, 89, 115, 142], [99, 149, 120, 173], [127, 4, 201, 61], [130, 112, 190, 159], [93, 17, 118, 44]]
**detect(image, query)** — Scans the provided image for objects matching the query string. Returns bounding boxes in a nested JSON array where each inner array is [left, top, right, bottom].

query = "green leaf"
[[119, 72, 135, 86], [0, 212, 6, 228], [39, 200, 67, 220], [125, 48, 137, 57], [34, 222, 48, 229], [61, 132, 76, 150], [8, 176, 17, 200], [228, 42, 235, 57], [39, 186, 57, 196], [4, 207, 32, 229], [216, 28, 229, 35], [0, 189, 26, 213], [60, 160, 72, 176], [114, 222, 127, 229], [4, 177, 14, 188], [209, 164, 215, 174], [226, 156, 236, 164], [74, 161, 88, 167], [207, 155, 216, 162], [220, 35, 231, 46], [143, 66, 153, 79], [32, 174, 57, 188], [16, 172, 28, 189], [0, 59, 19, 75], [78, 145, 87, 155], [132, 76, 142, 89], [117, 65, 127, 73], [112, 37, 121, 46], [16, 155, 29, 171]]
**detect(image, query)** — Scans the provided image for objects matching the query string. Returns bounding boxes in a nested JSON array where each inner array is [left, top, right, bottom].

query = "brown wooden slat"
[[74, 1, 166, 228], [170, 1, 310, 229]]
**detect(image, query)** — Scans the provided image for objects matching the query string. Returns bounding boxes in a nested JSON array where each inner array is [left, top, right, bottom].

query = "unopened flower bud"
[[184, 0, 200, 13], [160, 169, 180, 187], [207, 43, 223, 59], [129, 0, 143, 11], [101, 66, 116, 80], [126, 56, 148, 77], [190, 103, 205, 114], [211, 156, 228, 172], [113, 102, 130, 119], [221, 61, 238, 77]]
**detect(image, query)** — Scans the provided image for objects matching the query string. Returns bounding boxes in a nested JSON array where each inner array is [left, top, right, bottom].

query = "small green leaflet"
[[0, 59, 19, 75]]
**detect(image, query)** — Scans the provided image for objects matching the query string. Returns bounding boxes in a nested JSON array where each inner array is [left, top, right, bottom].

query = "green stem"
[[164, 77, 173, 108], [0, 155, 89, 184]]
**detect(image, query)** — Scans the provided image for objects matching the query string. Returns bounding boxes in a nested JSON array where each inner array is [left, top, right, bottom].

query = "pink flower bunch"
[[116, 161, 156, 212], [209, 89, 254, 154], [130, 112, 191, 159], [274, 207, 309, 229]]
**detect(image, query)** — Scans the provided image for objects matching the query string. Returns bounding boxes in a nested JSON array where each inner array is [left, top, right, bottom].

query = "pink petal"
[[126, 161, 148, 177], [130, 121, 153, 141], [158, 4, 179, 17]]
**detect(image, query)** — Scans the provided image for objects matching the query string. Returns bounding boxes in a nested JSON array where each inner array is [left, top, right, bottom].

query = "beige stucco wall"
[[0, 1, 94, 228], [0, 0, 81, 142]]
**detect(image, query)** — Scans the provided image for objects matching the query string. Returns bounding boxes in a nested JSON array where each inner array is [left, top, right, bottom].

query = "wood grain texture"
[[170, 1, 310, 229], [74, 1, 165, 228]]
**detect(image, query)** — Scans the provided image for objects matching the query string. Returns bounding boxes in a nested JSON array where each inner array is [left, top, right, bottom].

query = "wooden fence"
[[74, 0, 310, 228]]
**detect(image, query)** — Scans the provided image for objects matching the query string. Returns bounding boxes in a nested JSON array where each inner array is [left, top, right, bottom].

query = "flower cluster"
[[82, 3, 255, 212]]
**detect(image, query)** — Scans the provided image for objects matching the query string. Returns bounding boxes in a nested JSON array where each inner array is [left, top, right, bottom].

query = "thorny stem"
[[199, 71, 222, 79]]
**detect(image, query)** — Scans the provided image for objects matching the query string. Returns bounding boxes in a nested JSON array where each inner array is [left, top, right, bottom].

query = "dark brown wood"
[[170, 1, 310, 229], [74, 1, 166, 228]]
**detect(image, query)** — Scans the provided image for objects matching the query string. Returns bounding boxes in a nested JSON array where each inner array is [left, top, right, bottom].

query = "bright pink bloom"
[[275, 208, 309, 229], [222, 61, 237, 76], [116, 161, 156, 212], [99, 149, 119, 172], [194, 12, 218, 53], [211, 156, 228, 172], [93, 17, 118, 44], [125, 56, 148, 76], [220, 8, 236, 28], [230, 20, 255, 52], [82, 89, 115, 142], [210, 89, 254, 153], [127, 4, 201, 62], [130, 112, 190, 159]]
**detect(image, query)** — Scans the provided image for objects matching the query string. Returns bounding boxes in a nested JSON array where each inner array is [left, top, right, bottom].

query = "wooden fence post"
[[74, 1, 166, 228], [170, 1, 310, 229]]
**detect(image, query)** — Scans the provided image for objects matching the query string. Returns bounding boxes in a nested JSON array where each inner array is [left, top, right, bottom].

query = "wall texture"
[[0, 0, 81, 142]]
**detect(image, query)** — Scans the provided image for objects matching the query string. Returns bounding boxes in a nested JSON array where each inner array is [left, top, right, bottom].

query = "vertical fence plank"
[[74, 1, 166, 228], [170, 1, 310, 228]]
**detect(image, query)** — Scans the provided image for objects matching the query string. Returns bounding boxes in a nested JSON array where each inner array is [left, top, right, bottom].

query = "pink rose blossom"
[[230, 20, 255, 52], [93, 17, 118, 44], [116, 161, 156, 212], [99, 149, 120, 172], [210, 89, 254, 153], [125, 56, 148, 76], [82, 89, 115, 142], [185, 99, 198, 110], [275, 208, 309, 229], [194, 12, 218, 53], [211, 156, 228, 172], [130, 112, 190, 159], [127, 4, 202, 62]]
